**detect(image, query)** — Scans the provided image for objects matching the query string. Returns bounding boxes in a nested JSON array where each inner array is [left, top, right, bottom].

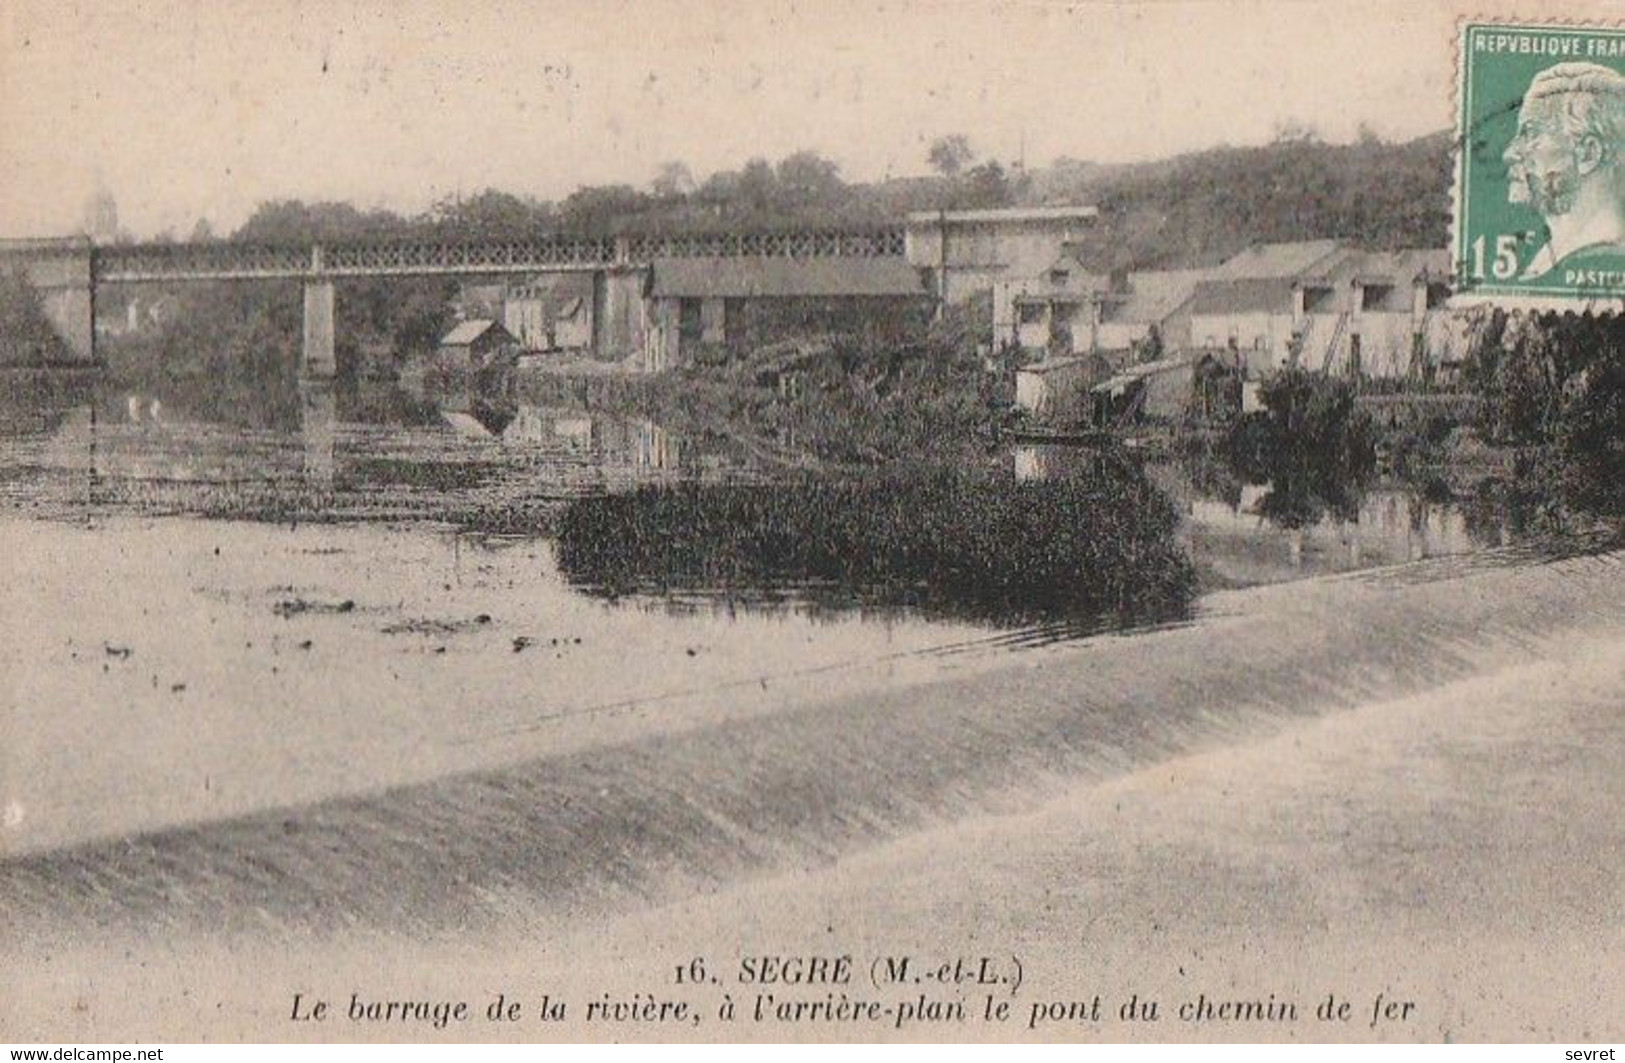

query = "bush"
[[1556, 356, 1625, 514], [1465, 311, 1625, 447], [627, 331, 1015, 468], [1252, 368, 1373, 466]]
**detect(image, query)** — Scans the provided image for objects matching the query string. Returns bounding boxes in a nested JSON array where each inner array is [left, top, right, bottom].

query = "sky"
[[0, 0, 1473, 239]]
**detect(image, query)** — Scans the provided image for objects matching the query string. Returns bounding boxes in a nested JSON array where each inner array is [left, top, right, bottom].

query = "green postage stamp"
[[1456, 21, 1625, 303]]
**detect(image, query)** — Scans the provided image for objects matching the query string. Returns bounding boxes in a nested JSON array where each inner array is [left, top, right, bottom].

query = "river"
[[0, 377, 1618, 922]]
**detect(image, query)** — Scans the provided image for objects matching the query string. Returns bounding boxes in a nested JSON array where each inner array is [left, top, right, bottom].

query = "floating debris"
[[379, 612, 496, 636], [273, 598, 356, 618]]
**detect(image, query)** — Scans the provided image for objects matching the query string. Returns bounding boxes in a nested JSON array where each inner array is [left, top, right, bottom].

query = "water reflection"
[[0, 374, 715, 522], [1176, 479, 1480, 580], [299, 378, 336, 489], [1011, 439, 1620, 587], [502, 404, 682, 470], [1, 372, 1617, 632], [1013, 442, 1130, 483]]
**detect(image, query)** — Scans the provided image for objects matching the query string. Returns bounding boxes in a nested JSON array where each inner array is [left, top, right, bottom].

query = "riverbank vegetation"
[[618, 299, 1017, 469], [1221, 369, 1375, 530], [0, 273, 73, 367], [1462, 311, 1625, 515]]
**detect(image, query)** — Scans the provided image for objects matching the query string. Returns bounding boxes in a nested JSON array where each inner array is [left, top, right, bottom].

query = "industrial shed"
[[1015, 353, 1117, 423], [436, 319, 519, 371], [642, 256, 931, 369]]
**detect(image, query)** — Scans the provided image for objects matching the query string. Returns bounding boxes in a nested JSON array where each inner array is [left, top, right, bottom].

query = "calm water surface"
[[0, 380, 1589, 621], [0, 377, 1616, 855]]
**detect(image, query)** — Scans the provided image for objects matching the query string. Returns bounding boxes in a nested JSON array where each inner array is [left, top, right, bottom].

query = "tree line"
[[126, 129, 1452, 264], [139, 136, 1024, 247]]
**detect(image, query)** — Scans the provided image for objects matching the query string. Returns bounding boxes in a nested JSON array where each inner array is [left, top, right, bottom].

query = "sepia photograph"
[[1, 0, 1622, 1046]]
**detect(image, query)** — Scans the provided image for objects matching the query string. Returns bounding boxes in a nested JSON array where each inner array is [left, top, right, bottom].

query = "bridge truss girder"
[[92, 229, 906, 284]]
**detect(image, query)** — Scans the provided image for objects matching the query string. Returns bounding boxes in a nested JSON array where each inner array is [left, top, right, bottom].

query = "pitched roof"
[[1335, 248, 1453, 285], [1014, 253, 1111, 301], [1211, 240, 1346, 280], [1182, 246, 1451, 317], [1185, 277, 1298, 316], [1091, 353, 1199, 394], [440, 318, 506, 345], [649, 257, 928, 298], [1103, 268, 1211, 324]]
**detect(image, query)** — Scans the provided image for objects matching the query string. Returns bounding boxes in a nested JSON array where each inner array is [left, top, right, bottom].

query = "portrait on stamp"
[[1503, 62, 1625, 279], [1456, 23, 1625, 299]]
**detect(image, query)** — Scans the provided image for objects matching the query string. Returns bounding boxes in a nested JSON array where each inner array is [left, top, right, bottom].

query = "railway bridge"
[[0, 228, 908, 376]]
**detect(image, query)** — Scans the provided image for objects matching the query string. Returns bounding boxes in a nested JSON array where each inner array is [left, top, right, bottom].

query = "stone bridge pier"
[[301, 272, 335, 379]]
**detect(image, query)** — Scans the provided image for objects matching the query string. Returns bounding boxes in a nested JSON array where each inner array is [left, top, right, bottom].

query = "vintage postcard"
[[1, 0, 1622, 1047]]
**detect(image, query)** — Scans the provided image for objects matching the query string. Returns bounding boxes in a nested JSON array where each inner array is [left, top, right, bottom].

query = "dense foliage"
[[556, 462, 1198, 628], [0, 272, 73, 366], [154, 128, 1447, 253], [101, 282, 306, 427], [1250, 369, 1375, 467], [1055, 131, 1452, 271], [1225, 369, 1375, 529], [1460, 311, 1625, 513]]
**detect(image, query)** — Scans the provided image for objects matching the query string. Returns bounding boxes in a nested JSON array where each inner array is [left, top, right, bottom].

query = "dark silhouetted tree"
[[775, 151, 845, 209]]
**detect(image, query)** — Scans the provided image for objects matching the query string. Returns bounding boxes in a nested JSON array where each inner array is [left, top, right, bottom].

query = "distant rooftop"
[[440, 318, 504, 345], [1093, 353, 1206, 394], [1185, 276, 1299, 316], [1210, 240, 1346, 280], [1331, 248, 1453, 285], [1105, 268, 1213, 324]]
